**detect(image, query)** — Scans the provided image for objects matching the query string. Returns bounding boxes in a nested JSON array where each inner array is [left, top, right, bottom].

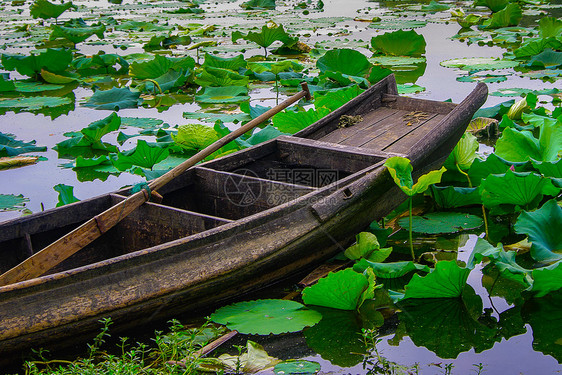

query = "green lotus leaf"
[[210, 299, 321, 334], [397, 83, 425, 94], [248, 60, 303, 75], [495, 120, 562, 162], [384, 156, 446, 197], [240, 0, 276, 10], [114, 140, 170, 170], [83, 87, 141, 111], [371, 29, 426, 57], [53, 184, 80, 207], [172, 124, 219, 151], [232, 23, 292, 49], [369, 55, 426, 66], [317, 48, 371, 77], [10, 81, 64, 93], [481, 3, 522, 29], [353, 260, 429, 279], [0, 194, 29, 211], [320, 71, 370, 88], [73, 52, 129, 76], [474, 0, 508, 12], [457, 74, 507, 83], [0, 75, 16, 92], [81, 112, 121, 143], [521, 112, 559, 129], [398, 212, 483, 234], [302, 268, 376, 310], [272, 107, 330, 134], [468, 153, 514, 186], [344, 232, 392, 262], [246, 125, 287, 145], [274, 360, 321, 375], [161, 35, 192, 48], [456, 13, 483, 28], [539, 17, 562, 38], [480, 170, 560, 211], [514, 37, 562, 59], [472, 99, 514, 119], [526, 49, 562, 69], [115, 21, 171, 32], [40, 70, 80, 84], [0, 96, 73, 113], [533, 159, 562, 180], [313, 85, 364, 111], [398, 285, 498, 358], [530, 261, 562, 297], [446, 132, 479, 171], [183, 111, 250, 124], [2, 48, 73, 78], [514, 199, 562, 263], [30, 0, 75, 20], [467, 239, 531, 285], [430, 185, 481, 209], [441, 57, 518, 71], [403, 260, 470, 299], [202, 53, 247, 71], [130, 55, 195, 80], [195, 66, 249, 87], [491, 87, 561, 97], [369, 20, 427, 30], [139, 69, 191, 93], [421, 0, 450, 12], [50, 24, 106, 44], [303, 307, 365, 367], [195, 86, 250, 104]]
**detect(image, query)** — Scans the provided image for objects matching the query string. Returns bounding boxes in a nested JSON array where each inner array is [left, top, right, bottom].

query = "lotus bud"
[[507, 97, 528, 120]]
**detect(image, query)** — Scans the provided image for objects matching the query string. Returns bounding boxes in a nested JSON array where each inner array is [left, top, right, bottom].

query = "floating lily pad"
[[0, 194, 29, 211], [440, 57, 518, 71], [354, 260, 430, 278], [54, 184, 80, 207], [491, 87, 561, 97], [369, 20, 427, 30], [0, 132, 47, 157], [397, 83, 425, 94], [195, 86, 250, 104], [210, 299, 322, 335], [0, 96, 73, 113], [83, 87, 141, 110], [274, 360, 321, 375], [172, 124, 219, 151], [398, 212, 483, 234]]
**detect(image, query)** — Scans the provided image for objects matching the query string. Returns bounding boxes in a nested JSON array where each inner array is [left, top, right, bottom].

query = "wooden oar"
[[0, 83, 311, 287]]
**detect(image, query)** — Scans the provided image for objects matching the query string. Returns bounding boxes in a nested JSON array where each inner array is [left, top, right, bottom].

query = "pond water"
[[0, 0, 560, 373]]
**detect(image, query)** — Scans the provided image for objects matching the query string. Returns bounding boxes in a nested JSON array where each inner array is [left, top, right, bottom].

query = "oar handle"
[[0, 83, 311, 287]]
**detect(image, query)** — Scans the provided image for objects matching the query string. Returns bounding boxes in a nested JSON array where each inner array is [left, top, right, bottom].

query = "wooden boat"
[[0, 75, 487, 361]]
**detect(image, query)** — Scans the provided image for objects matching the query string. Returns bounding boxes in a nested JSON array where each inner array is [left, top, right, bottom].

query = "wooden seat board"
[[382, 114, 448, 154], [317, 107, 399, 144], [337, 110, 438, 149]]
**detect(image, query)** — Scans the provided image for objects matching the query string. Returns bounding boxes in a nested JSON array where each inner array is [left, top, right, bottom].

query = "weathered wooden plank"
[[382, 94, 457, 114], [383, 114, 447, 154], [359, 112, 441, 150], [317, 107, 399, 144]]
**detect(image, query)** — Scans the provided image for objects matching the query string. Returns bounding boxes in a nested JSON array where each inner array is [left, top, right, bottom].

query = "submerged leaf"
[[398, 212, 483, 234]]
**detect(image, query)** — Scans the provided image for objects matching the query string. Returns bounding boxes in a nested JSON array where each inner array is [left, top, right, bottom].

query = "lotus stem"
[[409, 197, 414, 261], [482, 204, 489, 241], [456, 163, 472, 188], [144, 79, 162, 95]]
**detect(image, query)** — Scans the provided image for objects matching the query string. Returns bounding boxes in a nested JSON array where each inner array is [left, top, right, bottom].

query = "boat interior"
[[0, 93, 457, 277]]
